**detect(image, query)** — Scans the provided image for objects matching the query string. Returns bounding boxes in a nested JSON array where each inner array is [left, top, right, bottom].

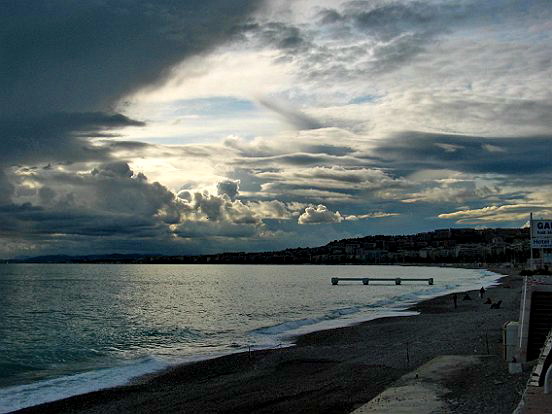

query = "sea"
[[0, 264, 501, 412]]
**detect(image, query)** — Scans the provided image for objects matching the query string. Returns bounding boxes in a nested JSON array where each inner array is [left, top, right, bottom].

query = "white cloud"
[[298, 204, 343, 224], [438, 204, 552, 224], [246, 200, 304, 219], [482, 144, 506, 153], [344, 212, 399, 221]]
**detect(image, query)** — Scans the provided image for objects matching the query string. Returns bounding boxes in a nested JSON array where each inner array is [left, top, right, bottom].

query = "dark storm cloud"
[[0, 0, 266, 255], [0, 170, 15, 204], [38, 187, 56, 205], [0, 0, 261, 165], [105, 141, 153, 151], [1, 0, 260, 116], [0, 162, 290, 256], [0, 112, 146, 166], [217, 179, 240, 201], [371, 132, 552, 176], [247, 21, 308, 51], [0, 205, 170, 239], [0, 162, 182, 244]]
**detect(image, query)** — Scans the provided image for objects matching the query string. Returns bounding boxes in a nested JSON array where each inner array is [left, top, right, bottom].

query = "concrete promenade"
[[351, 355, 480, 414]]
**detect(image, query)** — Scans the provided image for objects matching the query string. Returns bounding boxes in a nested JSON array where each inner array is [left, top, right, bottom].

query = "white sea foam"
[[0, 357, 172, 413]]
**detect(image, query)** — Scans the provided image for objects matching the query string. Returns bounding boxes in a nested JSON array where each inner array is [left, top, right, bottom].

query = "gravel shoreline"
[[12, 267, 529, 414]]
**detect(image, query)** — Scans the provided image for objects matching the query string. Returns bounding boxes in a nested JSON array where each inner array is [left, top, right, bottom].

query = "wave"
[[0, 356, 172, 414], [252, 304, 377, 335]]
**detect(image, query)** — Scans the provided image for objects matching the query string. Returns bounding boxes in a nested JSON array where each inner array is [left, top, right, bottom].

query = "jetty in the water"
[[331, 277, 434, 286]]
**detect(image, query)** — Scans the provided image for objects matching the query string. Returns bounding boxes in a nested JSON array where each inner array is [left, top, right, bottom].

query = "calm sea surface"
[[0, 264, 500, 412]]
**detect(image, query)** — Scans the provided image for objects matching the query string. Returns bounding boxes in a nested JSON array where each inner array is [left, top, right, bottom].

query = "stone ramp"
[[351, 355, 480, 414]]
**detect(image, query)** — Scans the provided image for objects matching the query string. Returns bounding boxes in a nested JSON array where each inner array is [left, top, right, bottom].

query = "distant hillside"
[[8, 227, 531, 265], [9, 253, 160, 264]]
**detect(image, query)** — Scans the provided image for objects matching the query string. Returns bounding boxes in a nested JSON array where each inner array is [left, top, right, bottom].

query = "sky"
[[1, 0, 551, 258]]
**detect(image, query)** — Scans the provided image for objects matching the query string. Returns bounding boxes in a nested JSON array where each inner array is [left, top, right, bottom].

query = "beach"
[[12, 267, 529, 414]]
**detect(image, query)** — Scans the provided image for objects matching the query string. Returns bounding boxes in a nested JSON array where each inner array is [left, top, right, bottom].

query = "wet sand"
[[13, 267, 529, 414]]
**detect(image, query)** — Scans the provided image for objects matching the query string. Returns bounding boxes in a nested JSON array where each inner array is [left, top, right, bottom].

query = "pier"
[[331, 277, 434, 286]]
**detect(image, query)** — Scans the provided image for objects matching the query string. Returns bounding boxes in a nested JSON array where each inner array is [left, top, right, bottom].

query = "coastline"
[[11, 266, 528, 414]]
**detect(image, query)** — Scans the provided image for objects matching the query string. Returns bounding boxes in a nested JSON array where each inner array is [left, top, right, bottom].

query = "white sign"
[[531, 219, 552, 248]]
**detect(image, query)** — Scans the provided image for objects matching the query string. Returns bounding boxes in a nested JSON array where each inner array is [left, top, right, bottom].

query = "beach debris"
[[463, 293, 472, 301], [484, 298, 492, 304], [490, 300, 502, 309]]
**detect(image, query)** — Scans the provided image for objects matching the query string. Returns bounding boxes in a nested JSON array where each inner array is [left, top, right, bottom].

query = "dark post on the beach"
[[453, 293, 457, 309]]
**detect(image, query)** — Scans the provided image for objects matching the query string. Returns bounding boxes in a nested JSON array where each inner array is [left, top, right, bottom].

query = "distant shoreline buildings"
[[11, 227, 536, 266], [169, 227, 531, 266]]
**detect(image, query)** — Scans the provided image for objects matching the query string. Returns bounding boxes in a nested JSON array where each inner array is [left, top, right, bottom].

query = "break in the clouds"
[[0, 0, 260, 166], [1, 0, 551, 257]]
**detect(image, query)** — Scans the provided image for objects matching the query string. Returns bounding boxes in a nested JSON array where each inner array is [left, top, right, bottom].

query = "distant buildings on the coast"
[[130, 227, 532, 266], [12, 227, 535, 265]]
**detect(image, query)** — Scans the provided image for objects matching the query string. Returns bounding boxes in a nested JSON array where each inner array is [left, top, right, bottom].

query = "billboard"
[[531, 219, 552, 248]]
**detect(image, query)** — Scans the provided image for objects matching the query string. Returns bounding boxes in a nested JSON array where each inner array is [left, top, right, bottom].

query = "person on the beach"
[[453, 293, 458, 309], [479, 287, 486, 298]]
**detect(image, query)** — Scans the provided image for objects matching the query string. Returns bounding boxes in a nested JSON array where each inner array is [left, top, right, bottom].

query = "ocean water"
[[0, 264, 501, 412]]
